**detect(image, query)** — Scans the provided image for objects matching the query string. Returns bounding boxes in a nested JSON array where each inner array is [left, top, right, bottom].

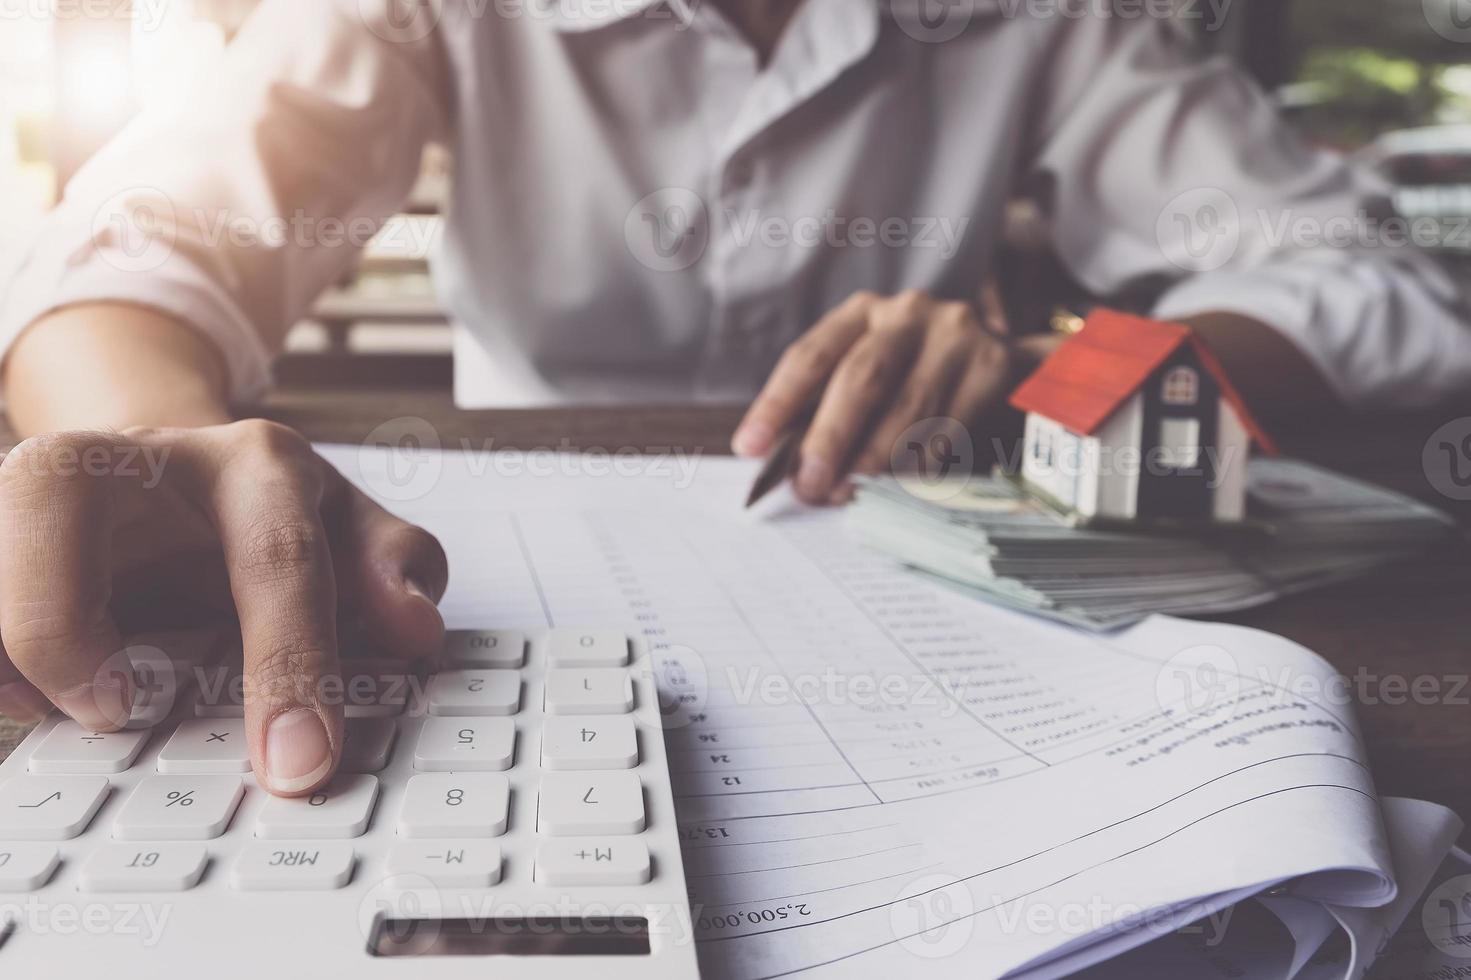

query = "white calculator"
[[0, 628, 700, 978]]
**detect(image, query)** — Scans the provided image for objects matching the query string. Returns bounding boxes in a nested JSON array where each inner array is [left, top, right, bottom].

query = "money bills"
[[847, 458, 1457, 631]]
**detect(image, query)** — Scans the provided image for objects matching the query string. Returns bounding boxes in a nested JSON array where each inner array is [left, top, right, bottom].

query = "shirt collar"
[[537, 0, 677, 33]]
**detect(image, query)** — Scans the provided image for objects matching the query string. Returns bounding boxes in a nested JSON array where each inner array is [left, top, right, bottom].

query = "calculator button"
[[540, 716, 639, 770], [120, 646, 191, 729], [0, 844, 60, 890], [544, 669, 633, 715], [444, 630, 525, 668], [535, 839, 651, 887], [397, 774, 509, 838], [413, 717, 516, 772], [28, 722, 148, 774], [341, 672, 410, 719], [427, 670, 520, 716], [113, 775, 244, 841], [80, 843, 207, 892], [0, 775, 109, 841], [342, 718, 398, 774], [193, 666, 245, 717], [255, 774, 379, 840], [156, 719, 249, 774], [231, 842, 356, 891], [387, 841, 502, 886], [537, 773, 644, 836], [547, 629, 629, 668]]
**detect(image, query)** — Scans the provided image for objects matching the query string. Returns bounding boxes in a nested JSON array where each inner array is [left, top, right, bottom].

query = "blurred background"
[[0, 0, 1468, 384]]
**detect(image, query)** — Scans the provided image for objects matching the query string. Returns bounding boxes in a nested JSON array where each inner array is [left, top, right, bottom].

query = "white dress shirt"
[[2, 0, 1468, 408]]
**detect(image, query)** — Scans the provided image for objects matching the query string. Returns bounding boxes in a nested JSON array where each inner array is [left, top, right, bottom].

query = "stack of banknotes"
[[847, 458, 1457, 631]]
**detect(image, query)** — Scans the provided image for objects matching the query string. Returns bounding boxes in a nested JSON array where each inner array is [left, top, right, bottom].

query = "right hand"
[[0, 419, 448, 796]]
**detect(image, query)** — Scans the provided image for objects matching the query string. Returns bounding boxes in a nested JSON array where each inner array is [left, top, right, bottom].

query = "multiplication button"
[[156, 719, 249, 774]]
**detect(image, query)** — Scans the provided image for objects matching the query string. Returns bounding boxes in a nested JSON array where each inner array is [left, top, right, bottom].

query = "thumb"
[[332, 482, 448, 662]]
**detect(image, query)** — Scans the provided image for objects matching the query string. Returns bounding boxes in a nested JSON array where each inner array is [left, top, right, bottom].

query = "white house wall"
[[1022, 414, 1081, 510], [1212, 400, 1249, 521], [1092, 393, 1144, 521]]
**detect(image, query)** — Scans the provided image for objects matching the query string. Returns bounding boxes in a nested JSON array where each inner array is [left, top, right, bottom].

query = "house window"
[[1158, 418, 1201, 468], [1161, 366, 1199, 405]]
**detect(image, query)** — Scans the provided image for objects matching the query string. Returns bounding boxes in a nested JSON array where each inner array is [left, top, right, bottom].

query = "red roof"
[[1009, 310, 1278, 454]]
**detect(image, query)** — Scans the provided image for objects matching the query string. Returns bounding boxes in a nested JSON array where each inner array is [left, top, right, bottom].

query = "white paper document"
[[323, 444, 1463, 979]]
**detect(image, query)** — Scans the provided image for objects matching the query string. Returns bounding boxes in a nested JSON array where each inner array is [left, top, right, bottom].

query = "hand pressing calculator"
[[0, 629, 700, 978]]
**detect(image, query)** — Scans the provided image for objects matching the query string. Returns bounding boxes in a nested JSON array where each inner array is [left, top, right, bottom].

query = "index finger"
[[732, 292, 874, 458], [199, 422, 344, 797], [0, 432, 135, 731]]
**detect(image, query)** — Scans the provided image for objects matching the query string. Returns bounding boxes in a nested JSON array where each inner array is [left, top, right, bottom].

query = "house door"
[[1136, 362, 1218, 521]]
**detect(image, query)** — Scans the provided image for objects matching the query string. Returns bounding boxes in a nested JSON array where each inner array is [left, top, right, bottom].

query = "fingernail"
[[828, 481, 855, 506], [732, 422, 774, 458], [265, 708, 333, 794], [796, 455, 833, 502], [0, 682, 52, 724], [56, 674, 134, 731]]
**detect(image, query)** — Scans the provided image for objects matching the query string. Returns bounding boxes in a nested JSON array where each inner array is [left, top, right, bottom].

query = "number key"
[[413, 717, 515, 771], [255, 774, 379, 840], [544, 669, 633, 715], [547, 629, 628, 668], [397, 774, 508, 838], [427, 670, 520, 716], [541, 715, 638, 770], [444, 630, 525, 668]]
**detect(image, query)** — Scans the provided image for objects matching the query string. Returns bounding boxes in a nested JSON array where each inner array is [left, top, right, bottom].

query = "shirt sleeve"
[[1027, 17, 1471, 409], [0, 0, 451, 403]]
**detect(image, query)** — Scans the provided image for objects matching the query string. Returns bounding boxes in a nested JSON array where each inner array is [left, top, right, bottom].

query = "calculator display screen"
[[368, 916, 651, 957]]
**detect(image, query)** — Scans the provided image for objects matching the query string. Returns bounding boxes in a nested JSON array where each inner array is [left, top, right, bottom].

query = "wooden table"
[[3, 387, 1470, 842]]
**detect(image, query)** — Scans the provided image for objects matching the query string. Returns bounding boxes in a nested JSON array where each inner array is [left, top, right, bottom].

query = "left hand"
[[732, 288, 1014, 505]]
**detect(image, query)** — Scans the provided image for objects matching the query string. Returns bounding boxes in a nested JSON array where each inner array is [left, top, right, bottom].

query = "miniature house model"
[[1008, 311, 1276, 524]]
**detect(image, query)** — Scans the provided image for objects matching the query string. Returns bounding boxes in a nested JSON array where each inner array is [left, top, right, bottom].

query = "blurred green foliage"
[[1286, 0, 1469, 146]]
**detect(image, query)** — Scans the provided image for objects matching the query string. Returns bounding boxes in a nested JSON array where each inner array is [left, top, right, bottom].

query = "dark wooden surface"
[[2, 387, 1469, 841]]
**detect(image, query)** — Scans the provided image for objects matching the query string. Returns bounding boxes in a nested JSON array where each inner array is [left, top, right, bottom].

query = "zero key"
[[547, 629, 628, 668]]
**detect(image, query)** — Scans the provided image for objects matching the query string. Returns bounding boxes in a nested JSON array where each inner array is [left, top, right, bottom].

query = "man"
[[0, 0, 1465, 796]]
